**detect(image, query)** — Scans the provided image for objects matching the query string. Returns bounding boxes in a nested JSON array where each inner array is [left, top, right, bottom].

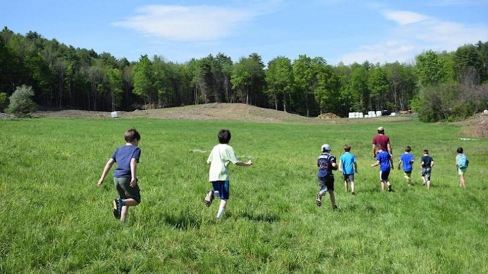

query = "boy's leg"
[[329, 190, 337, 210], [351, 181, 355, 194], [217, 200, 227, 219], [344, 181, 348, 192], [119, 198, 139, 223]]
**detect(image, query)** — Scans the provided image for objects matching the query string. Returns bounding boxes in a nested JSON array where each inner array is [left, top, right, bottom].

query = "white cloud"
[[382, 10, 430, 25], [337, 9, 488, 65], [112, 5, 257, 42]]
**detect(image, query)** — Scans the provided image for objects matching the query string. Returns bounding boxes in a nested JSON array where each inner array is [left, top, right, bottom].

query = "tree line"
[[1, 26, 487, 121]]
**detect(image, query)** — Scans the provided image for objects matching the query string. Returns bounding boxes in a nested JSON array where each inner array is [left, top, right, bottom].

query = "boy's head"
[[218, 129, 231, 144], [457, 147, 463, 154], [405, 146, 411, 152], [321, 144, 331, 153], [423, 149, 429, 155], [124, 128, 141, 143], [377, 127, 385, 134], [344, 145, 351, 152]]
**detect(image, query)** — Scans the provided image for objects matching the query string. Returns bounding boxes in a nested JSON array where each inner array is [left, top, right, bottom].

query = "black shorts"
[[318, 176, 334, 191]]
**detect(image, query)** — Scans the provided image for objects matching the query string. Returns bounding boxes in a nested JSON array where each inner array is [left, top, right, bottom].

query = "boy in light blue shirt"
[[339, 145, 358, 195]]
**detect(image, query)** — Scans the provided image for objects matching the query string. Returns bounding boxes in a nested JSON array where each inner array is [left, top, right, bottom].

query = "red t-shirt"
[[372, 134, 390, 151]]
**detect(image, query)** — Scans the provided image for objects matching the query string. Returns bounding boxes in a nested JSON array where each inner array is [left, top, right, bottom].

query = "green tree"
[[132, 55, 155, 107], [265, 56, 294, 111], [6, 85, 37, 116], [415, 50, 448, 87], [367, 67, 389, 111], [107, 68, 123, 111]]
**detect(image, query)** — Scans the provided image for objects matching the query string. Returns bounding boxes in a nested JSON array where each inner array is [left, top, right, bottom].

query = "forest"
[[0, 26, 487, 121]]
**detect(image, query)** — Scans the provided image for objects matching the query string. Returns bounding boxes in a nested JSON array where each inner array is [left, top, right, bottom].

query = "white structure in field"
[[348, 111, 382, 118]]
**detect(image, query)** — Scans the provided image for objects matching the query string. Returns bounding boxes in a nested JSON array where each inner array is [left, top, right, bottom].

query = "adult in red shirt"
[[372, 127, 392, 157]]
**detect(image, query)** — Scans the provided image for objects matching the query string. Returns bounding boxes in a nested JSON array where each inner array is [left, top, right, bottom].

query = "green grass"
[[1, 117, 487, 273]]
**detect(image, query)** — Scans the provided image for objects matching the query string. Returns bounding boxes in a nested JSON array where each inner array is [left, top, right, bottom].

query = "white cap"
[[321, 144, 331, 151]]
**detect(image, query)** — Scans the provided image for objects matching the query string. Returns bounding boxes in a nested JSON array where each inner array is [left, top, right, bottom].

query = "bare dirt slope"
[[32, 103, 410, 125]]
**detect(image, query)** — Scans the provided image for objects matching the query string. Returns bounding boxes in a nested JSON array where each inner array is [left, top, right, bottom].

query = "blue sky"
[[2, 0, 487, 65]]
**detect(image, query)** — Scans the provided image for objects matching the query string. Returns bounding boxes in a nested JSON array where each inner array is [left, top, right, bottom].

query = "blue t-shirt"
[[400, 152, 415, 172], [112, 144, 141, 178], [376, 150, 391, 171], [340, 152, 356, 175], [317, 153, 336, 177]]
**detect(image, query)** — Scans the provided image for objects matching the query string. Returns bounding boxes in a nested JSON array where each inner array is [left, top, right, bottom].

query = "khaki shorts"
[[114, 177, 141, 203]]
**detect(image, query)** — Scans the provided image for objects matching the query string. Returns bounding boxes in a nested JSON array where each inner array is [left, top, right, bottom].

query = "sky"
[[2, 0, 488, 65]]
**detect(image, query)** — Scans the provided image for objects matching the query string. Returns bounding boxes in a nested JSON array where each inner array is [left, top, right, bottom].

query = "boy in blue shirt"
[[456, 147, 469, 188], [420, 149, 434, 189], [371, 144, 394, 192], [98, 128, 142, 223], [398, 145, 415, 185], [339, 145, 358, 195], [315, 144, 338, 210]]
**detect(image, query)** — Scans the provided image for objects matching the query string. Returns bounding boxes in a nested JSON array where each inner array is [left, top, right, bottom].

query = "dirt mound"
[[32, 103, 311, 123], [317, 113, 340, 119]]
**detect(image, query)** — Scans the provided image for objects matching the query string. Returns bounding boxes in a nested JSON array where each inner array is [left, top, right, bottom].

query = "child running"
[[315, 144, 338, 210], [420, 149, 434, 189], [455, 147, 469, 188], [398, 146, 415, 185], [339, 144, 358, 195], [98, 128, 142, 223], [371, 144, 394, 192], [205, 129, 253, 219]]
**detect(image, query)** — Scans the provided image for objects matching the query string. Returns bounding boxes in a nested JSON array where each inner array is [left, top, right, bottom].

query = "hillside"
[[32, 103, 410, 124]]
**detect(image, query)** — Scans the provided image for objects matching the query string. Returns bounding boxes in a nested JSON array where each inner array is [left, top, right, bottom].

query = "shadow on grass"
[[235, 211, 281, 223], [162, 213, 201, 230]]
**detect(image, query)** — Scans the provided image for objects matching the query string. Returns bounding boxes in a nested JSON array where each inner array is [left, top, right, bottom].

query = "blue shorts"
[[211, 181, 230, 200]]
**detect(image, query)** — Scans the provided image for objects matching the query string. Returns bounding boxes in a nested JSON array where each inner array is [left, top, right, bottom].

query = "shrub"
[[0, 92, 8, 112], [5, 85, 37, 116]]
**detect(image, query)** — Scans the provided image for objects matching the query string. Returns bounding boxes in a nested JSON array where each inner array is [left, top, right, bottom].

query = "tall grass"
[[1, 117, 487, 273]]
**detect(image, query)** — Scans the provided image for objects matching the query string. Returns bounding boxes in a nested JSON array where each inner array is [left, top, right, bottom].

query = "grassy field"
[[0, 115, 487, 273]]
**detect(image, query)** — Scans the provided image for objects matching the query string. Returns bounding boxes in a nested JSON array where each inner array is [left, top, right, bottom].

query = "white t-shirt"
[[207, 143, 239, 181]]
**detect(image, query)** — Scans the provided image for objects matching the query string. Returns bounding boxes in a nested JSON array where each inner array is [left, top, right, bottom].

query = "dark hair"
[[405, 146, 411, 152], [344, 145, 351, 152], [423, 149, 429, 154], [457, 147, 463, 153], [124, 128, 141, 142], [218, 129, 231, 144]]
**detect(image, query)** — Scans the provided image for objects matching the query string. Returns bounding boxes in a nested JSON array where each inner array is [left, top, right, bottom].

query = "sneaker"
[[204, 190, 214, 207], [333, 205, 338, 210], [351, 192, 355, 195], [315, 194, 322, 207], [387, 185, 392, 192], [113, 199, 121, 219]]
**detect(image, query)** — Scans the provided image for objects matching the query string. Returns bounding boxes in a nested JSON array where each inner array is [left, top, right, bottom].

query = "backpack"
[[457, 154, 469, 169], [317, 154, 332, 177]]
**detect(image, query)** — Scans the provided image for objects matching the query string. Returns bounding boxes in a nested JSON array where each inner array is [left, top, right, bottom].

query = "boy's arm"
[[397, 159, 402, 170], [371, 160, 379, 167], [339, 160, 343, 172], [98, 158, 115, 186], [354, 162, 358, 173], [130, 158, 138, 187], [390, 157, 394, 169], [236, 160, 253, 166]]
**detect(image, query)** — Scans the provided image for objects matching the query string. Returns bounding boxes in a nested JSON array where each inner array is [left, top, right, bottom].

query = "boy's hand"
[[130, 178, 138, 187]]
